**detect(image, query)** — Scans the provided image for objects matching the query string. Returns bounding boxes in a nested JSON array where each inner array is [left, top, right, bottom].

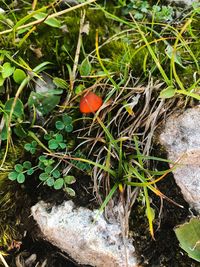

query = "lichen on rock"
[[160, 106, 200, 212], [31, 200, 138, 267]]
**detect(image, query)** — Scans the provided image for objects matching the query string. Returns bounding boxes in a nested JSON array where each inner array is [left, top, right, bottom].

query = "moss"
[[0, 143, 26, 252], [100, 39, 146, 76]]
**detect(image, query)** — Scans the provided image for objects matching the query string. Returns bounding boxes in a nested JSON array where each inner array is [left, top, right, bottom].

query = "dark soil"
[[132, 159, 200, 267]]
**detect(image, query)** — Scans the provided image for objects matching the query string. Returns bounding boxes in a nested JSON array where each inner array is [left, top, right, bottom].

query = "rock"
[[31, 201, 138, 267], [167, 0, 198, 6], [160, 106, 200, 212]]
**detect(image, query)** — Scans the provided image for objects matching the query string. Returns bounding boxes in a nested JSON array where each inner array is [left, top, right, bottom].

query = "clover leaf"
[[53, 178, 64, 190], [24, 141, 37, 154], [44, 131, 55, 141], [39, 172, 49, 181], [8, 171, 18, 181], [8, 161, 33, 184], [17, 173, 25, 183], [46, 177, 55, 187], [55, 114, 73, 133], [64, 187, 76, 197], [48, 133, 66, 150], [38, 155, 55, 170]]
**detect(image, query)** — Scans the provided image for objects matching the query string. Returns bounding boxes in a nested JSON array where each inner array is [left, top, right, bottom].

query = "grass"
[[0, 0, 200, 263]]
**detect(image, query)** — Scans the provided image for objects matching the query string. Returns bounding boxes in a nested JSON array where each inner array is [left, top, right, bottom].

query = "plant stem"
[[0, 0, 96, 35], [0, 254, 9, 267]]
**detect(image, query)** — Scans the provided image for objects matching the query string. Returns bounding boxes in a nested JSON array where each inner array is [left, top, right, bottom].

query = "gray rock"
[[31, 201, 138, 267], [167, 0, 198, 6], [160, 106, 200, 212]]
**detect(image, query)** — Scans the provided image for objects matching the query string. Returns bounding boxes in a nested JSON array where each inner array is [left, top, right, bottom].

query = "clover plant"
[[38, 155, 76, 195], [72, 151, 91, 171], [122, 0, 174, 22], [8, 114, 77, 197], [55, 114, 73, 133], [48, 133, 66, 150], [24, 141, 37, 154], [8, 161, 34, 183]]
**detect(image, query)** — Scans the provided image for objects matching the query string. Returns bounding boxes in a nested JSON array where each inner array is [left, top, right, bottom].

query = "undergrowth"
[[0, 0, 200, 265]]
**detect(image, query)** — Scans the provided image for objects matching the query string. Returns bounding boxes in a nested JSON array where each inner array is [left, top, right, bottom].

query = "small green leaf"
[[65, 124, 73, 133], [14, 164, 23, 172], [30, 148, 36, 154], [13, 124, 27, 138], [75, 84, 85, 95], [59, 142, 66, 149], [0, 74, 5, 86], [24, 142, 37, 154], [39, 172, 49, 181], [45, 159, 55, 166], [32, 141, 37, 147], [48, 139, 59, 150], [55, 134, 63, 142], [53, 77, 69, 89], [175, 217, 200, 262], [27, 168, 34, 175], [80, 58, 91, 76], [62, 114, 72, 125], [38, 162, 45, 170], [134, 12, 143, 20], [23, 161, 32, 169], [55, 120, 65, 130], [13, 69, 26, 84], [53, 178, 64, 190], [17, 173, 25, 183], [45, 166, 53, 174], [46, 177, 55, 187], [44, 134, 51, 140], [64, 175, 76, 185], [44, 131, 55, 140], [33, 12, 61, 28], [39, 155, 47, 162], [65, 187, 76, 197], [52, 169, 60, 179], [1, 62, 15, 78], [24, 143, 32, 151], [4, 98, 24, 119], [0, 124, 9, 140], [8, 171, 18, 181], [159, 86, 176, 99]]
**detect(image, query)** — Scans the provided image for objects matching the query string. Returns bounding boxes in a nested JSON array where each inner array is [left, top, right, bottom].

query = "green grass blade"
[[144, 186, 154, 238], [97, 183, 119, 216]]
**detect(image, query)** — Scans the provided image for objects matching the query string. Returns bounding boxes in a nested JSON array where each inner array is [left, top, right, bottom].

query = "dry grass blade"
[[0, 253, 9, 267]]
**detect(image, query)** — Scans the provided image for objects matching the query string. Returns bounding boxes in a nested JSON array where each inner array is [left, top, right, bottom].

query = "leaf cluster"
[[8, 161, 33, 183], [7, 112, 78, 196], [0, 61, 26, 86], [122, 1, 174, 22]]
